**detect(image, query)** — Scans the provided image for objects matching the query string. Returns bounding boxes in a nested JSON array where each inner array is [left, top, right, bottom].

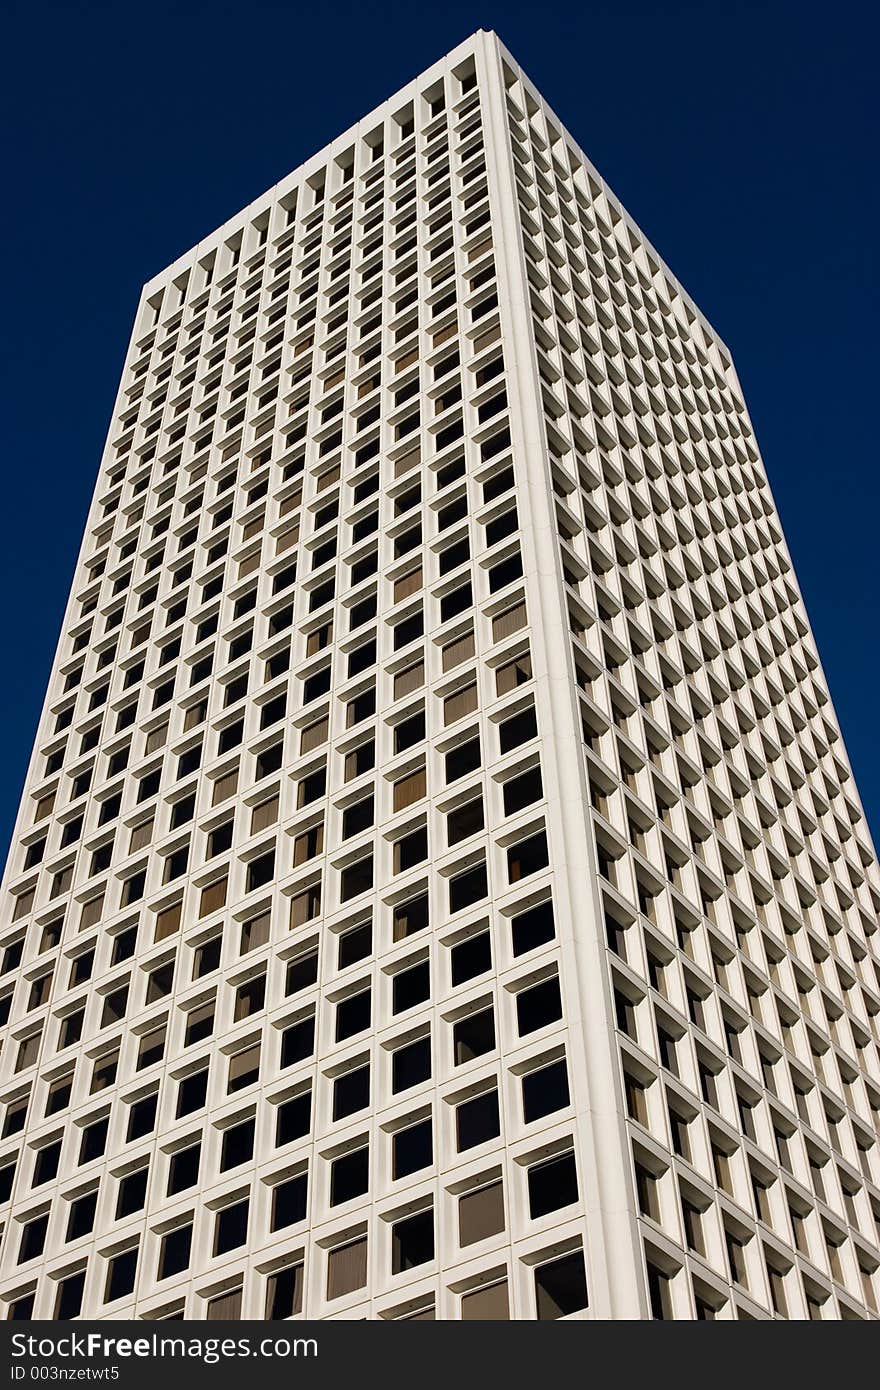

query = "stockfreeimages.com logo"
[[10, 1333, 317, 1367]]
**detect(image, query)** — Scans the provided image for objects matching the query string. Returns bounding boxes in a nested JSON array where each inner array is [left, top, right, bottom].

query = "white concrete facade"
[[1, 30, 878, 1321]]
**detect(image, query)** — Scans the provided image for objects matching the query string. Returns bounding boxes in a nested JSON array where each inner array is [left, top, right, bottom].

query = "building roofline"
[[139, 27, 731, 358]]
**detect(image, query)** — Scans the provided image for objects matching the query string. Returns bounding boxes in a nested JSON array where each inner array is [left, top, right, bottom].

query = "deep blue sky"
[[2, 0, 878, 859]]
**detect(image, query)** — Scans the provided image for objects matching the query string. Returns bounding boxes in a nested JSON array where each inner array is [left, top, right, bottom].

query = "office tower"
[[1, 29, 879, 1324]]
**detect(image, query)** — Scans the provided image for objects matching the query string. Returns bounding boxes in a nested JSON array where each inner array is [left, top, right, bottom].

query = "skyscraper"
[[1, 28, 878, 1322]]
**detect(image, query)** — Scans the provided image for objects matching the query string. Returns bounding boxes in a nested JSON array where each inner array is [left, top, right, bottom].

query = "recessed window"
[[535, 1250, 588, 1319], [725, 1227, 749, 1287], [331, 1147, 369, 1204], [344, 740, 375, 780], [251, 795, 279, 834], [394, 711, 425, 753], [240, 911, 270, 954], [266, 1263, 304, 1318], [327, 1237, 367, 1300], [67, 1189, 98, 1240], [32, 1141, 61, 1187], [456, 1089, 500, 1151], [507, 830, 549, 883], [126, 1093, 157, 1142], [105, 1248, 138, 1303], [333, 1065, 370, 1120], [247, 848, 275, 892], [447, 796, 484, 844], [624, 1071, 649, 1124], [682, 1196, 706, 1254], [111, 926, 138, 964], [214, 1199, 249, 1255], [234, 974, 266, 1021], [207, 820, 234, 857], [443, 680, 477, 724], [391, 1036, 431, 1093], [516, 976, 562, 1035], [499, 705, 537, 752], [91, 1052, 118, 1094], [228, 1042, 261, 1092], [453, 1007, 496, 1064], [528, 1152, 579, 1218], [116, 1167, 148, 1219], [646, 1261, 673, 1320], [184, 1001, 214, 1046], [145, 961, 174, 1003], [341, 856, 373, 901], [669, 1107, 692, 1161], [392, 1119, 432, 1178], [449, 861, 487, 912], [346, 690, 375, 729], [271, 1173, 308, 1230], [176, 1068, 208, 1117], [496, 652, 532, 695], [59, 1009, 85, 1049], [276, 1090, 312, 1146], [290, 882, 322, 926], [343, 796, 374, 838], [393, 892, 428, 941], [445, 736, 481, 782], [336, 988, 371, 1040], [80, 1114, 110, 1161], [19, 1212, 49, 1262], [220, 1117, 255, 1171], [459, 1180, 505, 1246], [0, 1159, 16, 1203], [102, 983, 129, 1025], [55, 1270, 86, 1320], [167, 1143, 201, 1195], [2, 1101, 25, 1145], [393, 826, 428, 873], [522, 1060, 569, 1122], [206, 1288, 242, 1320], [158, 1224, 192, 1280], [391, 1209, 434, 1273], [450, 930, 491, 985], [286, 948, 319, 993], [392, 960, 430, 1013], [461, 1277, 509, 1320], [338, 921, 372, 968], [281, 1016, 315, 1068]]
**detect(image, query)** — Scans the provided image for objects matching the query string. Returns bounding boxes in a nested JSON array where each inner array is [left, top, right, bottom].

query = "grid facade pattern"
[[497, 53, 880, 1320], [0, 30, 878, 1322]]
